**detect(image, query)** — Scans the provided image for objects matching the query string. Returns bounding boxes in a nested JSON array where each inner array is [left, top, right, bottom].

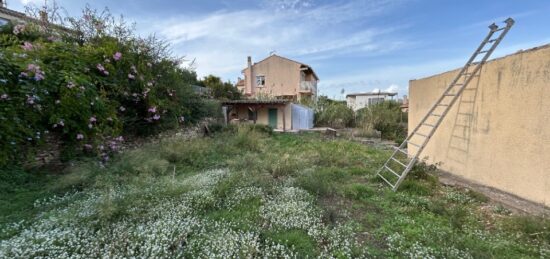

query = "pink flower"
[[0, 94, 8, 100], [88, 124, 93, 129], [148, 106, 157, 113], [22, 42, 34, 51], [153, 114, 161, 120], [96, 63, 105, 72], [76, 134, 84, 140], [26, 96, 35, 104], [115, 136, 124, 142], [147, 62, 152, 67], [130, 65, 137, 73], [20, 72, 28, 77], [179, 116, 185, 122], [103, 70, 109, 75], [147, 82, 153, 87], [59, 120, 65, 126], [119, 106, 126, 112], [13, 24, 25, 35], [84, 144, 93, 149], [89, 116, 97, 123], [67, 81, 75, 89], [113, 52, 122, 61], [128, 74, 135, 80]]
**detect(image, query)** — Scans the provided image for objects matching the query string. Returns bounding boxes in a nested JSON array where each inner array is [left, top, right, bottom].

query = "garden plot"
[[1, 127, 548, 258]]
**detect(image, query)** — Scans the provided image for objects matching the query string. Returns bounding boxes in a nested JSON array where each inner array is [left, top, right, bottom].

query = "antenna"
[[269, 50, 276, 56]]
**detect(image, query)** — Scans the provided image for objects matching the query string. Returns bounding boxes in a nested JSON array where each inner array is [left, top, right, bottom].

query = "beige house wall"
[[244, 56, 301, 97], [408, 44, 550, 206]]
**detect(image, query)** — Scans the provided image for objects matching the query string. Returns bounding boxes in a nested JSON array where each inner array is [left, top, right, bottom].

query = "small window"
[[0, 18, 9, 26], [256, 75, 265, 87]]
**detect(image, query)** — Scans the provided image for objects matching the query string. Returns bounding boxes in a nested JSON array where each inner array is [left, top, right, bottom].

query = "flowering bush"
[[0, 7, 213, 165]]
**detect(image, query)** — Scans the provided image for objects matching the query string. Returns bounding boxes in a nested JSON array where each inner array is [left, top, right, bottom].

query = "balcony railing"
[[299, 81, 317, 93]]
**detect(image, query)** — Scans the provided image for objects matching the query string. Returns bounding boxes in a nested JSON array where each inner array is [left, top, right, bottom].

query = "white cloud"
[[148, 0, 404, 80]]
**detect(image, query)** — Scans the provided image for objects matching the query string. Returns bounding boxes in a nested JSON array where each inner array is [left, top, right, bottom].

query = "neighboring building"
[[1, 1, 45, 25], [0, 2, 72, 33], [400, 95, 409, 113], [409, 43, 550, 207], [235, 78, 245, 93], [239, 54, 319, 102], [346, 91, 397, 111]]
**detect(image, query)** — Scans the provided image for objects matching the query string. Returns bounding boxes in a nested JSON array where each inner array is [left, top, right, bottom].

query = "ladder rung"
[[407, 141, 420, 148], [391, 157, 407, 167], [478, 50, 489, 54], [431, 113, 442, 117], [457, 112, 472, 116], [437, 104, 449, 107], [415, 132, 428, 138], [444, 94, 456, 96], [488, 39, 497, 43], [384, 165, 401, 178], [422, 123, 436, 127], [394, 147, 408, 155], [495, 27, 506, 32], [378, 174, 395, 188]]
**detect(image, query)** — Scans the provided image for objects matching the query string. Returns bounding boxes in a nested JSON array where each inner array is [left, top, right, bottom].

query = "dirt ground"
[[437, 171, 550, 216]]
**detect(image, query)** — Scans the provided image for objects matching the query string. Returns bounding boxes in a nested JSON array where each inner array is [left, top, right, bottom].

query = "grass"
[[1, 125, 549, 258]]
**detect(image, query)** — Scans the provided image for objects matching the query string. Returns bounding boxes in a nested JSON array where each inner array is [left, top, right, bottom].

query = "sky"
[[7, 0, 550, 99]]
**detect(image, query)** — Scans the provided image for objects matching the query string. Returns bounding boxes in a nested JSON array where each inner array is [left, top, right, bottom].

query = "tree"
[[199, 75, 241, 100]]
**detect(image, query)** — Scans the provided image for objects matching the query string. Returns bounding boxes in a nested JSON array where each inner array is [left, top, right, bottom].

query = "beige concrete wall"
[[409, 44, 550, 206]]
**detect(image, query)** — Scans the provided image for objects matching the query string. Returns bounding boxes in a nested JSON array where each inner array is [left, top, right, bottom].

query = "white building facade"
[[346, 92, 397, 111]]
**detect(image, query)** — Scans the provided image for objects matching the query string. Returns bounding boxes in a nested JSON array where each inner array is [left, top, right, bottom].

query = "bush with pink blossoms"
[[0, 6, 219, 166]]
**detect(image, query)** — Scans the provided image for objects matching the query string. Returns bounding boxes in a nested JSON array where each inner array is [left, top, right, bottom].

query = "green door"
[[268, 108, 278, 129]]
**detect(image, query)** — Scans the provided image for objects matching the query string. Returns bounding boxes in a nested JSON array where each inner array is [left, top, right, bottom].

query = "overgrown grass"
[[1, 125, 548, 258]]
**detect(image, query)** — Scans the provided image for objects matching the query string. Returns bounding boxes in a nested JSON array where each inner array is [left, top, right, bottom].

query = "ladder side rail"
[[377, 27, 494, 179], [398, 27, 498, 148], [394, 21, 516, 189]]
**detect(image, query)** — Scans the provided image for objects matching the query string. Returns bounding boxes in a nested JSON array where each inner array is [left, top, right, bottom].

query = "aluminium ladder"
[[377, 18, 515, 191]]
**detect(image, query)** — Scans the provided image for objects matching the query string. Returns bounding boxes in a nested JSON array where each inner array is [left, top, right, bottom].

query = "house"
[[239, 54, 319, 102], [0, 1, 72, 33], [222, 100, 313, 132], [222, 54, 318, 131], [346, 91, 397, 111]]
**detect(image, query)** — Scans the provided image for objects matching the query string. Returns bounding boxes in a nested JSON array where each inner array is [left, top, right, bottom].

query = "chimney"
[[246, 56, 253, 95]]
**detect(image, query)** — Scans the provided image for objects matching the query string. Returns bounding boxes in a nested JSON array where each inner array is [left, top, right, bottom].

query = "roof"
[[222, 99, 289, 105], [0, 7, 74, 33], [241, 54, 319, 80], [235, 79, 245, 86], [346, 92, 397, 98]]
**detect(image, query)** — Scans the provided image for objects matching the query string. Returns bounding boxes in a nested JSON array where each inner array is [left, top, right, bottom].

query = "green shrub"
[[356, 101, 407, 141], [314, 96, 354, 128], [0, 7, 216, 166]]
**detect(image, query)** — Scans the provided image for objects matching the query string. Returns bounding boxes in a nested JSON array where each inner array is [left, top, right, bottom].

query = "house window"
[[0, 18, 8, 26], [256, 75, 265, 87]]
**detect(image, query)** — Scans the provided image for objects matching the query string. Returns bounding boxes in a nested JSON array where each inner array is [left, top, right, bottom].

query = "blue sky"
[[9, 0, 550, 98]]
